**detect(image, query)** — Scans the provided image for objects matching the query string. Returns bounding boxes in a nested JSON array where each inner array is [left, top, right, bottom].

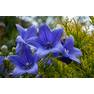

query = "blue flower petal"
[[8, 55, 25, 67], [16, 42, 24, 54], [39, 24, 53, 43], [27, 63, 38, 74], [27, 37, 42, 48], [69, 55, 80, 63], [16, 24, 37, 41], [26, 36, 38, 44], [52, 28, 64, 44], [51, 42, 64, 53], [16, 36, 37, 55], [36, 42, 63, 57], [69, 47, 82, 57], [12, 66, 26, 75], [64, 35, 74, 51], [16, 24, 26, 39], [27, 25, 37, 38], [22, 45, 34, 64], [16, 36, 25, 44], [26, 36, 41, 49], [36, 48, 50, 58], [0, 56, 4, 64], [33, 54, 40, 63]]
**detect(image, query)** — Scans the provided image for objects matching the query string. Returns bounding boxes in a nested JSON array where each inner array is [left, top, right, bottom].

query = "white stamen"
[[65, 49, 69, 54], [26, 62, 29, 66]]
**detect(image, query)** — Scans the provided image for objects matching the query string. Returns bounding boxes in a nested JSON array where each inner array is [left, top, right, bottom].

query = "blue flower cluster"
[[0, 24, 82, 76]]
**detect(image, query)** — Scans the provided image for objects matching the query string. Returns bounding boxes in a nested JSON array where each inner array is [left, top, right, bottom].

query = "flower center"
[[22, 62, 33, 70], [26, 62, 30, 66], [65, 49, 69, 54], [45, 42, 53, 49]]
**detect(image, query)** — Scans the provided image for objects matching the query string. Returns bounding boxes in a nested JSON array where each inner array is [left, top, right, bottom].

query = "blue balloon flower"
[[61, 35, 82, 64], [32, 24, 64, 57], [16, 24, 37, 54], [8, 45, 39, 76]]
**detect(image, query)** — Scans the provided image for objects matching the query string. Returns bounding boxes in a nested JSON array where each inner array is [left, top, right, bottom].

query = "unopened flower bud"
[[9, 52, 13, 55], [12, 47, 16, 52], [1, 45, 8, 53]]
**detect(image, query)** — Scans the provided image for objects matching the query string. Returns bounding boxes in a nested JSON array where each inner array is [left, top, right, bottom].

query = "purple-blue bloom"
[[8, 45, 38, 75], [0, 56, 4, 64], [32, 24, 64, 57], [16, 24, 37, 54], [61, 35, 82, 64], [0, 56, 5, 72]]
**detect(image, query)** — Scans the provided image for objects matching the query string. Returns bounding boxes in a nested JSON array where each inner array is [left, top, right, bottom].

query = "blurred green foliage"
[[0, 16, 30, 49], [0, 16, 94, 78]]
